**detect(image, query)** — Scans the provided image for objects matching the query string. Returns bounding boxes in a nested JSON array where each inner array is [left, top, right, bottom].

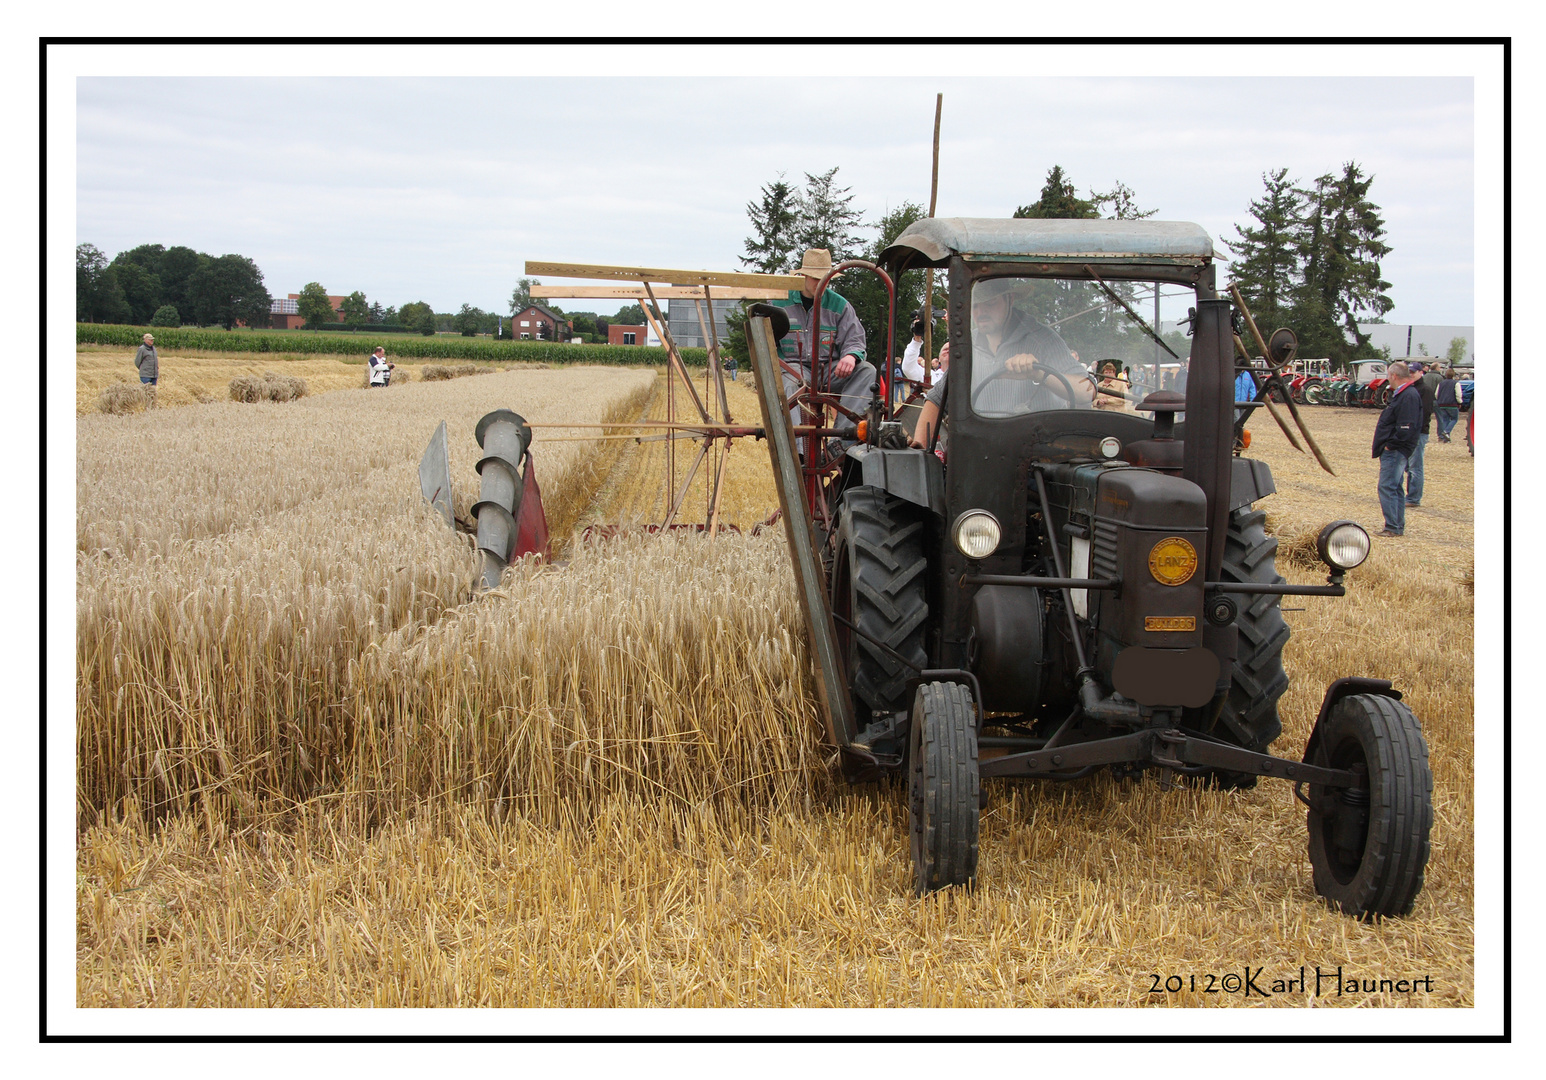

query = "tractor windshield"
[[967, 275, 1190, 418]]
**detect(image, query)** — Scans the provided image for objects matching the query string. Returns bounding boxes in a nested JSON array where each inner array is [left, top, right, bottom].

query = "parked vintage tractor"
[[1305, 368, 1349, 405], [1288, 358, 1333, 403], [1347, 359, 1392, 407], [745, 217, 1433, 918]]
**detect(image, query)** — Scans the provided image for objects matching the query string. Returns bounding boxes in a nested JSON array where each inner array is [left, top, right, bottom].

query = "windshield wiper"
[[1082, 265, 1180, 361]]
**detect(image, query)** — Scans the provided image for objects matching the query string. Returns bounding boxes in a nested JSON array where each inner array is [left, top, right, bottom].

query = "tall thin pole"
[[923, 93, 942, 390], [1153, 285, 1161, 377]]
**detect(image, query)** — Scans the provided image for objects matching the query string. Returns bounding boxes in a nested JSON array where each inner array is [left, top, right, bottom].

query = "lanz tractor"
[[438, 218, 1434, 920], [744, 217, 1433, 918]]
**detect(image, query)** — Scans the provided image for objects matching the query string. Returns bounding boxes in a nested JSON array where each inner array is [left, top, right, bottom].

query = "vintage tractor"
[[1347, 359, 1392, 407], [1288, 358, 1333, 403], [744, 217, 1433, 918], [1305, 368, 1349, 405]]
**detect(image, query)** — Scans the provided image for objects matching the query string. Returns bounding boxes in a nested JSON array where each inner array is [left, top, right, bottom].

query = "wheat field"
[[75, 372, 1476, 1015]]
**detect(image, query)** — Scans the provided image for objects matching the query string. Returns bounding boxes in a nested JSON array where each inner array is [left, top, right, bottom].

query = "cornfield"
[[77, 322, 707, 366], [76, 378, 1476, 1012]]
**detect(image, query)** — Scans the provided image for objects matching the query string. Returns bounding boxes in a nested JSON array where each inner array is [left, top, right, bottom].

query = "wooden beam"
[[526, 260, 803, 291], [529, 285, 787, 301]]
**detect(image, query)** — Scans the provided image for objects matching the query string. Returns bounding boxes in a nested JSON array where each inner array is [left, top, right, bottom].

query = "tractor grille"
[[1092, 520, 1120, 582]]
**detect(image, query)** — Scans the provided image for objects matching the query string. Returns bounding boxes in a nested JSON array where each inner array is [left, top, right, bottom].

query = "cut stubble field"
[[75, 371, 1474, 1010]]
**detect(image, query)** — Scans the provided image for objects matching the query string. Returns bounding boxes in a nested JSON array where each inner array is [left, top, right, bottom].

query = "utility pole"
[[922, 93, 943, 395]]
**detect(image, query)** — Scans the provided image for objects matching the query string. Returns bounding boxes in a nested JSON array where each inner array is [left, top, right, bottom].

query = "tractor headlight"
[[952, 510, 1001, 559], [1317, 520, 1371, 571], [1098, 437, 1122, 459]]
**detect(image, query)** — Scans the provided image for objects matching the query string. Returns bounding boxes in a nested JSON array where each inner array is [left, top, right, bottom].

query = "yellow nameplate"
[[1145, 616, 1196, 632]]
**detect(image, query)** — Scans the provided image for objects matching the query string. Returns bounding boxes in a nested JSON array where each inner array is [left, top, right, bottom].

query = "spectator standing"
[[1371, 361, 1422, 537], [368, 346, 394, 388], [1435, 368, 1460, 442], [1405, 361, 1436, 507], [1234, 363, 1258, 403], [724, 353, 738, 381], [901, 318, 927, 384], [134, 333, 159, 408], [1093, 360, 1131, 412]]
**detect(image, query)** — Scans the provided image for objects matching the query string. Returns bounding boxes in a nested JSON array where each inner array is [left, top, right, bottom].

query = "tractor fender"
[[1303, 676, 1404, 764], [845, 445, 946, 517], [1229, 456, 1276, 512]]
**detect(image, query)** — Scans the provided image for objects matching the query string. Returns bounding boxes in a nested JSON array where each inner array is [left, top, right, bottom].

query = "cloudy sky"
[[72, 47, 1482, 327]]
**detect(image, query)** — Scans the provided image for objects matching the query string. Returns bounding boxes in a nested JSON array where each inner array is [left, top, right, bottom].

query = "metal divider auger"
[[744, 260, 899, 754]]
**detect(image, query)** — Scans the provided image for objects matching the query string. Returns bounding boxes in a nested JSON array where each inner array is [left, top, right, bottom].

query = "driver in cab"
[[909, 277, 1095, 450]]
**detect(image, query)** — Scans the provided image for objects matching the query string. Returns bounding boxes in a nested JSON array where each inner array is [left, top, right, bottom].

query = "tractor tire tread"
[[1210, 504, 1290, 782], [838, 487, 930, 720], [1306, 694, 1433, 919], [910, 681, 980, 893]]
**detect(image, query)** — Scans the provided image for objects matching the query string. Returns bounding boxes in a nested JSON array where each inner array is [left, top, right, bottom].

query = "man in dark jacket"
[[134, 333, 159, 408], [1435, 369, 1460, 441], [1372, 361, 1422, 536], [1405, 361, 1437, 506]]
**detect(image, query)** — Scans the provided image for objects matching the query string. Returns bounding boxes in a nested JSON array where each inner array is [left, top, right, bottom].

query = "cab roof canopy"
[[880, 217, 1216, 274]]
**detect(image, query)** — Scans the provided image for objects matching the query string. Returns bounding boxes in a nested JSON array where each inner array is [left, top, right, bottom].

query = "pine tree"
[[740, 176, 801, 274], [795, 167, 866, 262], [839, 202, 929, 362], [1227, 167, 1306, 330], [1296, 163, 1393, 361], [1092, 181, 1157, 221], [1014, 165, 1100, 219]]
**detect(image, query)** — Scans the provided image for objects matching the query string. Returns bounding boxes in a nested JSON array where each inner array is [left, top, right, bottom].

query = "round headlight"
[[952, 510, 1001, 559], [1099, 437, 1122, 459], [1317, 520, 1370, 571]]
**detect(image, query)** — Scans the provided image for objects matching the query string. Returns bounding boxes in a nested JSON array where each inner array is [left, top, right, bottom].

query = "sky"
[[74, 57, 1477, 328]]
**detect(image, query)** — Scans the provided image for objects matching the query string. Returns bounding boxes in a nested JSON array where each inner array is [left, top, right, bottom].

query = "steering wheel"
[[975, 365, 1081, 410]]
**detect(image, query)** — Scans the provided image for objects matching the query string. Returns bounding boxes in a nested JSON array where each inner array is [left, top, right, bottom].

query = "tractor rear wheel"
[[909, 681, 980, 894], [1305, 694, 1433, 919], [1208, 505, 1290, 787], [831, 486, 929, 727]]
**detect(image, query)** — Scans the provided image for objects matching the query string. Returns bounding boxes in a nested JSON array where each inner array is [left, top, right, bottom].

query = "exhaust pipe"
[[472, 409, 532, 589]]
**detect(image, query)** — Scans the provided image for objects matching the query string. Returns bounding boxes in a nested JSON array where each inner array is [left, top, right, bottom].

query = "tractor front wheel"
[[1207, 505, 1290, 787], [1305, 694, 1433, 919], [909, 681, 980, 894]]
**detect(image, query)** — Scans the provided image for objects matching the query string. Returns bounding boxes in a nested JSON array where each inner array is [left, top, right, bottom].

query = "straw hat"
[[796, 249, 834, 279]]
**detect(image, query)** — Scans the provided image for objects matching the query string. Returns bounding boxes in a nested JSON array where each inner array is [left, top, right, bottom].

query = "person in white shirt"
[[901, 317, 927, 384], [368, 346, 394, 387]]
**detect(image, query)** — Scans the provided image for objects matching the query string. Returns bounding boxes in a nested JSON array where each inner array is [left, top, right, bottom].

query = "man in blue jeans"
[[1371, 361, 1421, 537], [1404, 361, 1436, 507]]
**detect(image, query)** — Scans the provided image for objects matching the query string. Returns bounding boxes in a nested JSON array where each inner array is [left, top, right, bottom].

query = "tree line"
[[77, 242, 272, 330], [1227, 163, 1394, 364], [726, 165, 1184, 364], [77, 242, 523, 339], [724, 161, 1395, 370]]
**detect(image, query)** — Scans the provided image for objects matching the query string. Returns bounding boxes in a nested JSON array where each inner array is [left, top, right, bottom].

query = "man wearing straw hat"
[[770, 248, 874, 429]]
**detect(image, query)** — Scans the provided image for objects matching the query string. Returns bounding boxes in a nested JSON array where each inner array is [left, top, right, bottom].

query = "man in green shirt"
[[770, 248, 874, 432]]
